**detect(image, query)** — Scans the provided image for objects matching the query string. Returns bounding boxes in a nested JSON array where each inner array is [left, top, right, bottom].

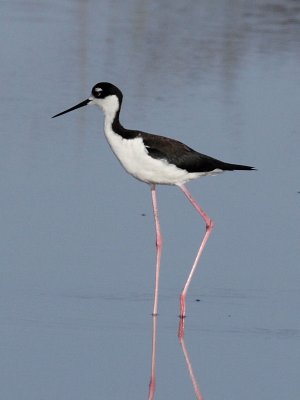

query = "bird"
[[52, 82, 255, 318]]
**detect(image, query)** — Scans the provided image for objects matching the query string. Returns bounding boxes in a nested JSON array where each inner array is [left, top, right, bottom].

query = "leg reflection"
[[178, 319, 204, 400], [148, 315, 158, 400]]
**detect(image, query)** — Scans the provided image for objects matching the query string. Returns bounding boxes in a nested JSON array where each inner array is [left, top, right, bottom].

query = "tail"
[[219, 161, 256, 171]]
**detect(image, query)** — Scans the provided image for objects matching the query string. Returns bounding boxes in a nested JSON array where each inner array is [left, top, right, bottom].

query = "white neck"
[[92, 94, 120, 129]]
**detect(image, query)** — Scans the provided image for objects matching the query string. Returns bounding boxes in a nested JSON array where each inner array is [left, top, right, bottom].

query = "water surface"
[[1, 1, 299, 399]]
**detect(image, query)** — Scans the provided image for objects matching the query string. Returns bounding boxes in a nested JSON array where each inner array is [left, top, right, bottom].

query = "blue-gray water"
[[1, 1, 300, 399]]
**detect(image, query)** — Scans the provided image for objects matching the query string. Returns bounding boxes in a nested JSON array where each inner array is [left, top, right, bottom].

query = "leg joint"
[[156, 234, 163, 248], [206, 218, 214, 230]]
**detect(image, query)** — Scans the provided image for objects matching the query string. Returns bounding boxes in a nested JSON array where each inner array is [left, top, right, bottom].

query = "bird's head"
[[52, 82, 123, 119]]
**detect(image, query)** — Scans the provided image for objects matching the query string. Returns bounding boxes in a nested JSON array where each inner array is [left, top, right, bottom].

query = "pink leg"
[[178, 184, 214, 318], [151, 185, 163, 316]]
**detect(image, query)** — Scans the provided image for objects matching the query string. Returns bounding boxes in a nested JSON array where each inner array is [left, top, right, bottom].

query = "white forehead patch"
[[95, 87, 102, 93]]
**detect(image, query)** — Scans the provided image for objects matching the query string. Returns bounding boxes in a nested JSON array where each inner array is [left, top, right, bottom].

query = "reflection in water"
[[148, 316, 203, 399], [77, 0, 300, 106], [148, 315, 157, 400], [178, 321, 204, 400]]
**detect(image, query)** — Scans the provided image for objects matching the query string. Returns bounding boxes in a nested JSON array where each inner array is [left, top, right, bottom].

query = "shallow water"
[[1, 1, 300, 399]]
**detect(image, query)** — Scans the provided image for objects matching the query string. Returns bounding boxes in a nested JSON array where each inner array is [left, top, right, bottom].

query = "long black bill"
[[52, 98, 91, 118]]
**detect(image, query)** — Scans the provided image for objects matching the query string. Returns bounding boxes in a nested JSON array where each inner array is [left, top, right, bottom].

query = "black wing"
[[141, 132, 254, 172]]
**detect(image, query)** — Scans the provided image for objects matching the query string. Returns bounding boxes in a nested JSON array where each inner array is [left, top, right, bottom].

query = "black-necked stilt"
[[52, 82, 255, 318]]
